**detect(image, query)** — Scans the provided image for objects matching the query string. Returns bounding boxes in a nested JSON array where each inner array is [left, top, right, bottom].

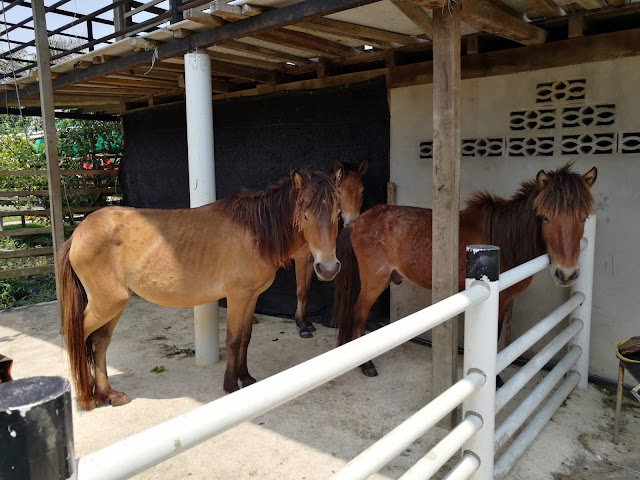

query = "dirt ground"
[[2, 296, 640, 480]]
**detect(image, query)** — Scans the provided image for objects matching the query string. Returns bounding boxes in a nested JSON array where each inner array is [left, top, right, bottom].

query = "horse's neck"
[[478, 187, 545, 270]]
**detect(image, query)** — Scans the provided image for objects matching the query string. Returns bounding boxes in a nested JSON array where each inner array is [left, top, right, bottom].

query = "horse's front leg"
[[293, 246, 315, 338], [294, 256, 315, 338], [237, 296, 260, 388], [223, 293, 256, 393]]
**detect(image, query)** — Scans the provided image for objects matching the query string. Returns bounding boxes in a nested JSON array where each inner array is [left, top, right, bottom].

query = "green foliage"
[[0, 274, 57, 310], [0, 115, 122, 309], [0, 115, 122, 209], [0, 236, 56, 309]]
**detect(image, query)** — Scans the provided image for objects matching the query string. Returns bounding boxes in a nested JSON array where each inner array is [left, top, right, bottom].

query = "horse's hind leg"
[[294, 258, 315, 338], [353, 278, 389, 378], [237, 296, 259, 388], [82, 291, 129, 407], [90, 313, 130, 407]]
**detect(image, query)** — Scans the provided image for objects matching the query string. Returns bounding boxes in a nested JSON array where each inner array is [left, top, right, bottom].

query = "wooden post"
[[431, 3, 461, 429], [113, 0, 131, 40], [32, 0, 65, 326]]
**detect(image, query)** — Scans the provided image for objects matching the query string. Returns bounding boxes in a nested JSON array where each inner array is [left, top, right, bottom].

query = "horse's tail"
[[334, 226, 361, 346], [59, 239, 94, 410]]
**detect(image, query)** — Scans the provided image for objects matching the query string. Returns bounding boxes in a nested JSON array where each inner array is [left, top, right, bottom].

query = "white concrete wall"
[[389, 56, 640, 382]]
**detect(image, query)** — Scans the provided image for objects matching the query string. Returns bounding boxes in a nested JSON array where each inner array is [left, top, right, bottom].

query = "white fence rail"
[[75, 216, 596, 480]]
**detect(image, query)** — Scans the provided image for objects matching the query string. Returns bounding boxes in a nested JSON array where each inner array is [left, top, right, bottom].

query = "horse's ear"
[[291, 170, 304, 190], [536, 170, 550, 189], [358, 159, 368, 175], [333, 165, 344, 187], [331, 160, 343, 173], [583, 167, 597, 187]]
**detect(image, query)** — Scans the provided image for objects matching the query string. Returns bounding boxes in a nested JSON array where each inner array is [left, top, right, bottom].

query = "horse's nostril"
[[555, 269, 563, 280], [570, 269, 580, 281]]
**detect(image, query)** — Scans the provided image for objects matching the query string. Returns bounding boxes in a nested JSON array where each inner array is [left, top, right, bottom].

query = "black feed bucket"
[[613, 338, 640, 444]]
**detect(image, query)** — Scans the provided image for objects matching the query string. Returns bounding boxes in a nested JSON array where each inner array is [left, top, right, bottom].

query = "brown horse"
[[291, 160, 367, 338], [60, 169, 343, 410], [334, 164, 597, 377]]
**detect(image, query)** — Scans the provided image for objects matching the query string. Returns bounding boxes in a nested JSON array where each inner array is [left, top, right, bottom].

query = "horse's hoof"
[[109, 392, 131, 407], [361, 361, 378, 377], [299, 329, 313, 339], [241, 376, 257, 388], [304, 320, 316, 332], [224, 382, 240, 393]]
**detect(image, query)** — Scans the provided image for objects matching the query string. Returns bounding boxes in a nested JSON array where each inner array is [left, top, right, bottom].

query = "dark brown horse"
[[291, 160, 367, 338], [60, 169, 343, 410], [334, 164, 597, 377]]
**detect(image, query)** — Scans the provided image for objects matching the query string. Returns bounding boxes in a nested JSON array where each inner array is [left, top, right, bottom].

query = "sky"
[[0, 0, 170, 60]]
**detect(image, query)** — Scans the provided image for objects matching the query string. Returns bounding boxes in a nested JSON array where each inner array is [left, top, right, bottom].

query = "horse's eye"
[[543, 216, 550, 224], [304, 213, 308, 221], [582, 217, 587, 223]]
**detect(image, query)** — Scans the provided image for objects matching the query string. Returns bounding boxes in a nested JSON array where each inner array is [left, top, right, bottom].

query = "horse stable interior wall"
[[121, 78, 390, 325], [389, 56, 640, 383]]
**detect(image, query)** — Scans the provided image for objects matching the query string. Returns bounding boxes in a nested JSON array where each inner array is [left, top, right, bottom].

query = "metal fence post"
[[462, 245, 500, 480], [570, 214, 596, 389], [0, 376, 76, 480]]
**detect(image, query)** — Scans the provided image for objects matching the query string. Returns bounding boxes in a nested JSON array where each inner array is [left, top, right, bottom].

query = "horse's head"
[[534, 165, 597, 286], [331, 160, 367, 225], [291, 169, 342, 281]]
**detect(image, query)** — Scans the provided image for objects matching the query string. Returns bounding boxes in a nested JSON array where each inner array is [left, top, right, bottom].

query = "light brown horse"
[[60, 169, 343, 410], [291, 160, 367, 338], [334, 164, 597, 377]]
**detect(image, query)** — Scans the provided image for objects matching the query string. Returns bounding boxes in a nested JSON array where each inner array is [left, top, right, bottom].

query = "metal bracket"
[[631, 383, 640, 403]]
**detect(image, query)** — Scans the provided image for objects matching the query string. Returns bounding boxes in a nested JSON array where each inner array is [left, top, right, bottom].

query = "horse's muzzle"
[[314, 260, 341, 281], [550, 266, 579, 287]]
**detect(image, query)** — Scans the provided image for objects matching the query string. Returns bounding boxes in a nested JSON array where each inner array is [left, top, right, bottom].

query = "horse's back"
[[348, 205, 434, 288], [68, 204, 260, 307]]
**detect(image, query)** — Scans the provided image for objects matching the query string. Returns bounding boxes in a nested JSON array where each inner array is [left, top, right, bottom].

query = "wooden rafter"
[[217, 40, 312, 65], [297, 17, 418, 46], [459, 0, 548, 45], [206, 51, 283, 70], [389, 0, 433, 39], [183, 9, 226, 27], [255, 29, 361, 58], [524, 0, 564, 18], [573, 0, 603, 9]]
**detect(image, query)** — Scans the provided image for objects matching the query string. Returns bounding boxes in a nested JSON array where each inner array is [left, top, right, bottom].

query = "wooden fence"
[[0, 162, 121, 280]]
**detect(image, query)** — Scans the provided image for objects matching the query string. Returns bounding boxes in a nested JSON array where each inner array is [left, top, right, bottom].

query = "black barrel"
[[0, 376, 76, 480]]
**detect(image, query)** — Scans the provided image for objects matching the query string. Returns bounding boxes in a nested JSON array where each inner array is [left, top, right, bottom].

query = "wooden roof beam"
[[523, 0, 564, 18], [208, 61, 274, 82], [285, 23, 394, 49], [217, 40, 312, 66], [183, 9, 226, 27], [177, 73, 232, 93], [297, 17, 418, 45], [460, 0, 548, 45], [255, 29, 361, 58], [389, 0, 433, 39], [206, 50, 283, 70], [573, 0, 603, 9]]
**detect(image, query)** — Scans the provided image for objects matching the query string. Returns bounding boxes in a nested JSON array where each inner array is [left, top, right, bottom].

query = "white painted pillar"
[[462, 245, 500, 480], [570, 214, 596, 388], [185, 51, 219, 365]]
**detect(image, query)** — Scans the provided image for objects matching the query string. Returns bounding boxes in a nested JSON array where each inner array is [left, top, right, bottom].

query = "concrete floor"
[[2, 296, 640, 480]]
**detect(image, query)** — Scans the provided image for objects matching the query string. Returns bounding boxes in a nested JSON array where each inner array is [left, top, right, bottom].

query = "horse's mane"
[[465, 163, 595, 270], [217, 171, 339, 268]]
